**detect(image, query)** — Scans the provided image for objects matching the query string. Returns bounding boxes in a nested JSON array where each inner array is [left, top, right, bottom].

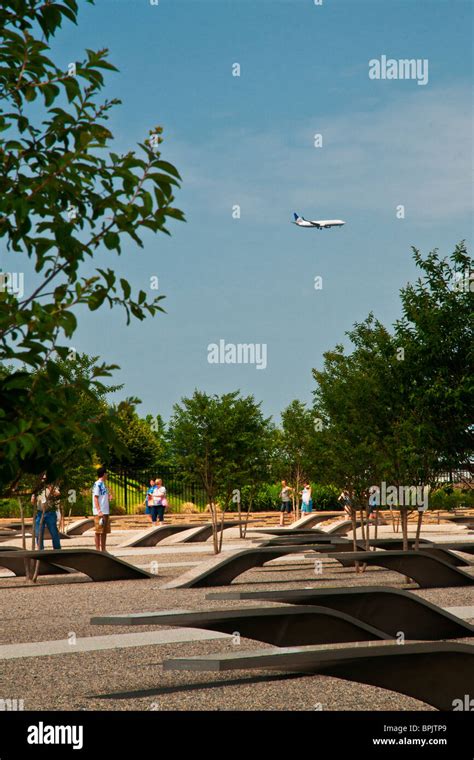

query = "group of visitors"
[[30, 468, 168, 554], [278, 480, 313, 525], [144, 478, 168, 524]]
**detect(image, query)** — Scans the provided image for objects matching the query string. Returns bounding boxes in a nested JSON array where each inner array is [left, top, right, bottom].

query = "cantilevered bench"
[[287, 512, 346, 530], [162, 546, 314, 589], [250, 513, 346, 534], [163, 520, 256, 544], [0, 551, 72, 577], [91, 605, 392, 646], [299, 541, 472, 567], [257, 536, 470, 567], [330, 550, 474, 588], [64, 518, 95, 536], [434, 542, 474, 556], [162, 641, 474, 711], [0, 549, 152, 582], [256, 535, 352, 546], [363, 538, 471, 566], [442, 515, 474, 528], [2, 523, 69, 540], [120, 523, 197, 547], [205, 586, 474, 640], [252, 519, 367, 538]]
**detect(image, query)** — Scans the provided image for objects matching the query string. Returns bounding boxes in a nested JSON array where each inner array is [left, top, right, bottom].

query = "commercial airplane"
[[293, 212, 345, 229]]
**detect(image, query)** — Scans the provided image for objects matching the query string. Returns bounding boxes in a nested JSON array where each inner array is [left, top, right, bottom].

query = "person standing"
[[92, 467, 112, 551], [279, 480, 294, 526], [338, 489, 353, 517], [151, 478, 167, 524], [301, 482, 313, 513], [31, 476, 61, 550], [144, 479, 155, 523]]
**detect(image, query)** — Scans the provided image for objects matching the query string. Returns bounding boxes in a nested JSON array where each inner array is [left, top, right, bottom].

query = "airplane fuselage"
[[293, 213, 345, 229]]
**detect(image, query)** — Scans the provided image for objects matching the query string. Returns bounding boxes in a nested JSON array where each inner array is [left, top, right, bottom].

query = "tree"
[[106, 402, 160, 472], [169, 390, 272, 553], [51, 352, 124, 520], [395, 241, 473, 477], [145, 413, 172, 468], [0, 0, 184, 496], [312, 242, 473, 559], [312, 316, 400, 559], [275, 400, 317, 518]]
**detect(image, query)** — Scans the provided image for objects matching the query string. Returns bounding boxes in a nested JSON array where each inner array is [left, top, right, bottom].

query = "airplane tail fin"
[[293, 212, 300, 221]]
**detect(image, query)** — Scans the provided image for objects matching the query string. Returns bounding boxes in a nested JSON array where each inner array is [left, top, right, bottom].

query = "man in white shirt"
[[92, 467, 112, 551]]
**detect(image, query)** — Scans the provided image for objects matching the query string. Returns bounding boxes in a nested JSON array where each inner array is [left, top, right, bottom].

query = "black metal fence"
[[109, 466, 208, 514], [108, 466, 472, 515]]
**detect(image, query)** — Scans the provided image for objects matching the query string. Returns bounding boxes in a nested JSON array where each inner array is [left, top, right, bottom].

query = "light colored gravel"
[[0, 532, 472, 711]]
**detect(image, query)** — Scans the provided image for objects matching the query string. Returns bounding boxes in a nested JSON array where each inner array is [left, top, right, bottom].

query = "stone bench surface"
[[329, 550, 474, 588], [162, 640, 474, 711]]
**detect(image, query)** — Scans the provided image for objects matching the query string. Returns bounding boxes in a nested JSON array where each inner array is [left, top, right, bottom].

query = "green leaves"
[[0, 0, 184, 496], [311, 243, 473, 494]]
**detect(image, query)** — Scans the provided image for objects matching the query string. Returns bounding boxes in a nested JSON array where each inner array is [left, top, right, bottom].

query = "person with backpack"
[[31, 475, 61, 550]]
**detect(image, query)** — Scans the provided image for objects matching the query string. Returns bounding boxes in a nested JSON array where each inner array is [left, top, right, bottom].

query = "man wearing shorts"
[[279, 480, 294, 526], [92, 467, 112, 551]]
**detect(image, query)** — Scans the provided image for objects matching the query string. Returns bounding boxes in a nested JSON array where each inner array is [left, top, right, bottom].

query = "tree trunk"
[[31, 507, 44, 583], [218, 506, 226, 553], [242, 495, 253, 539], [237, 495, 243, 539], [359, 506, 367, 573], [206, 491, 219, 554], [400, 508, 411, 583], [350, 507, 360, 573], [19, 497, 31, 580], [414, 509, 423, 550]]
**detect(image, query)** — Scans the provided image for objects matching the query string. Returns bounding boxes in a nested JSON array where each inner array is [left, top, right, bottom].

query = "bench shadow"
[[92, 672, 300, 700]]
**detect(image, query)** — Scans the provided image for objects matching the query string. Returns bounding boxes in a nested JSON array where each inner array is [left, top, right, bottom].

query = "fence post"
[[124, 472, 128, 513]]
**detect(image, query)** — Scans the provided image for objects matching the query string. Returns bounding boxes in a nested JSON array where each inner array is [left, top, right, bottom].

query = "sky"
[[31, 0, 474, 421]]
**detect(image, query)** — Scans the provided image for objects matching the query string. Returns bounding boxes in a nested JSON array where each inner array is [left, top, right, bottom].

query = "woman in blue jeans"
[[32, 483, 61, 550]]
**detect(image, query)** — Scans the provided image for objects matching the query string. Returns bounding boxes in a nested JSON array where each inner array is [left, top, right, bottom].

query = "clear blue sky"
[[49, 0, 473, 421]]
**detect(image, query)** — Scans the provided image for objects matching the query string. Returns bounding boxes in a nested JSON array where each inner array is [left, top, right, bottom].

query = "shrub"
[[428, 487, 474, 511], [310, 483, 340, 510], [110, 503, 126, 516], [179, 502, 201, 514]]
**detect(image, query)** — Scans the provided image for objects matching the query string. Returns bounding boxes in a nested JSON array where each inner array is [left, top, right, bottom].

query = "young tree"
[[169, 390, 272, 553], [276, 400, 316, 519], [106, 402, 160, 472], [312, 242, 473, 560], [0, 1, 184, 497]]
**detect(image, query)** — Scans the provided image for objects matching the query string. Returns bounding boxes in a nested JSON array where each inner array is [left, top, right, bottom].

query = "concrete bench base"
[[91, 605, 392, 646], [0, 549, 152, 582], [330, 550, 474, 588], [162, 546, 312, 589], [206, 586, 474, 640], [162, 641, 474, 711]]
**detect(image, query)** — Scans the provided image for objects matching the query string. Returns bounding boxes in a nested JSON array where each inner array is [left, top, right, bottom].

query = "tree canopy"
[[0, 0, 184, 494]]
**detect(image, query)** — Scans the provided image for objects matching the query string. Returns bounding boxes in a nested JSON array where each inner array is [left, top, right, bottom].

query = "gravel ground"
[[1, 533, 473, 711]]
